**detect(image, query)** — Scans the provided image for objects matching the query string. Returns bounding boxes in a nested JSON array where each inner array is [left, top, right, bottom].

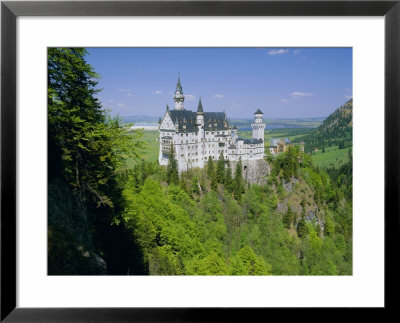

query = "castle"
[[158, 77, 267, 174]]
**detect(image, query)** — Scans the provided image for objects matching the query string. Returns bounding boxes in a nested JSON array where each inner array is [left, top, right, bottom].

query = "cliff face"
[[231, 159, 270, 185], [48, 177, 107, 275]]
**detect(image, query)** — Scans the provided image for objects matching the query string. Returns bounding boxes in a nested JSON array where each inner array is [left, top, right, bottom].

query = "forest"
[[48, 48, 352, 275]]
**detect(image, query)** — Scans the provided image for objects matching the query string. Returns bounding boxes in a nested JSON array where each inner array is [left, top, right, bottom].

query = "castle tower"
[[252, 109, 266, 141], [196, 97, 204, 125], [196, 98, 205, 168], [174, 76, 185, 110]]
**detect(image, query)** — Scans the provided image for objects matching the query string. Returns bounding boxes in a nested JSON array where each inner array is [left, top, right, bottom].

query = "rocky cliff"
[[48, 177, 107, 275], [231, 159, 270, 185]]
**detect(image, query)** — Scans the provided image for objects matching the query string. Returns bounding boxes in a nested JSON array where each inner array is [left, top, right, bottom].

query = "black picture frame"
[[1, 1, 399, 321]]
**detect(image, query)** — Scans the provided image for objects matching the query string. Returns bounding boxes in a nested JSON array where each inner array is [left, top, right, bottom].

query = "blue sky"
[[86, 48, 352, 119]]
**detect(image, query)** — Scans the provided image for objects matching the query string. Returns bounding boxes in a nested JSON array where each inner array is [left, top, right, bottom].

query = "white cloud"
[[185, 94, 195, 101], [268, 49, 289, 55], [345, 88, 351, 92], [117, 103, 126, 107], [213, 94, 224, 99], [126, 93, 133, 97], [290, 91, 313, 97], [344, 95, 353, 99], [280, 99, 289, 103], [118, 89, 131, 92], [293, 49, 302, 55], [154, 90, 163, 95]]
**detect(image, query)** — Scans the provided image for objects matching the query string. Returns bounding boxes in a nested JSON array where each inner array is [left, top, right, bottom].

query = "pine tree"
[[48, 48, 143, 207], [207, 156, 214, 177], [166, 145, 179, 185], [225, 160, 233, 192], [297, 216, 308, 237], [233, 158, 244, 202], [207, 156, 217, 191], [216, 152, 225, 184], [283, 205, 294, 229]]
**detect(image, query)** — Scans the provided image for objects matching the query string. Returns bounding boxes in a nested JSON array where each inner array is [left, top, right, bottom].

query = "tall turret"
[[174, 76, 185, 110], [252, 109, 266, 141], [196, 98, 205, 168], [196, 97, 204, 125]]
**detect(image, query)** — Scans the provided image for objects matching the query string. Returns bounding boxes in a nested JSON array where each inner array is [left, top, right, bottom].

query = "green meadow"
[[126, 130, 159, 166], [310, 145, 351, 169]]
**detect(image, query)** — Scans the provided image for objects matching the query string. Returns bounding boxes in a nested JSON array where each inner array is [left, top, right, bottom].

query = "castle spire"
[[174, 75, 185, 110], [197, 97, 204, 113], [176, 75, 183, 93]]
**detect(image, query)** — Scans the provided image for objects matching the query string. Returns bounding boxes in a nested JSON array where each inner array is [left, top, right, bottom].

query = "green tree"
[[216, 152, 225, 184], [297, 216, 308, 238], [230, 246, 271, 275], [191, 176, 201, 196], [233, 158, 244, 202], [283, 205, 294, 229], [186, 252, 228, 275], [166, 145, 179, 185], [207, 156, 215, 178], [48, 47, 143, 207], [324, 216, 335, 237], [225, 160, 233, 192], [207, 156, 218, 191]]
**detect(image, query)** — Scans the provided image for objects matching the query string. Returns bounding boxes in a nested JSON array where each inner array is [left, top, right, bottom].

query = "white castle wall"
[[158, 80, 267, 174]]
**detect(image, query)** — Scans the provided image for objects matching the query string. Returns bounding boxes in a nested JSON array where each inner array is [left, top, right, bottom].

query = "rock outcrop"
[[231, 159, 270, 185], [48, 177, 107, 275]]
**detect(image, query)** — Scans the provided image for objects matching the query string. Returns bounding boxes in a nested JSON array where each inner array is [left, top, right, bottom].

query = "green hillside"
[[296, 99, 353, 153], [311, 145, 351, 169]]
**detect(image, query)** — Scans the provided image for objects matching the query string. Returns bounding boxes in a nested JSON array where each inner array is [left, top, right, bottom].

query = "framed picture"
[[1, 0, 398, 320]]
